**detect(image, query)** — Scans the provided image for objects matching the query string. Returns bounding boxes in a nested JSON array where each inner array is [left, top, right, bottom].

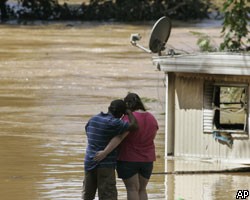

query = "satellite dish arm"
[[131, 41, 152, 53], [130, 34, 152, 53]]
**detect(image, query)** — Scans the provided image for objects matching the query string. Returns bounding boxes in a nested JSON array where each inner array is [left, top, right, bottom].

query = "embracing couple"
[[82, 92, 159, 200]]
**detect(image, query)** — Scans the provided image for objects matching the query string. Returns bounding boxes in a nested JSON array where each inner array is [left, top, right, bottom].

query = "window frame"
[[203, 81, 249, 135]]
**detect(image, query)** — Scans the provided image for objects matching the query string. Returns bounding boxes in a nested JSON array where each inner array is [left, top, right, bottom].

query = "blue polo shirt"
[[84, 112, 129, 171]]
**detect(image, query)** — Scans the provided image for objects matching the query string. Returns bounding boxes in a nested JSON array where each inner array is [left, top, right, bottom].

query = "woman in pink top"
[[117, 93, 158, 200], [94, 93, 158, 200]]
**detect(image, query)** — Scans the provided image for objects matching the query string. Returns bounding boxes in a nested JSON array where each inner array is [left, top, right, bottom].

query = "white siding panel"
[[174, 76, 204, 157]]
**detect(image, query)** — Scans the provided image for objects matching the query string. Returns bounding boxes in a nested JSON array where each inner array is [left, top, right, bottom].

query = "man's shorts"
[[116, 161, 153, 180], [82, 167, 117, 200]]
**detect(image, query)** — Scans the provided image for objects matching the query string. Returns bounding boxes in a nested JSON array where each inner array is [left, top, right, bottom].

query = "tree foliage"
[[1, 0, 211, 21], [17, 0, 67, 20], [0, 0, 8, 20], [192, 0, 249, 52], [19, 0, 54, 19], [81, 0, 210, 21], [220, 0, 250, 51]]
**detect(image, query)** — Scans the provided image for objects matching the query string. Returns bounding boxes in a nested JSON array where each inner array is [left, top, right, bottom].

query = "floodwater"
[[0, 20, 249, 200]]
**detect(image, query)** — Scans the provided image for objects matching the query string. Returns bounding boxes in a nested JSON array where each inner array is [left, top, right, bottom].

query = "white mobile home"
[[153, 52, 250, 164]]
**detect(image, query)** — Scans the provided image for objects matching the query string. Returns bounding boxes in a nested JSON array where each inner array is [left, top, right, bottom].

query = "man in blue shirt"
[[82, 99, 137, 200]]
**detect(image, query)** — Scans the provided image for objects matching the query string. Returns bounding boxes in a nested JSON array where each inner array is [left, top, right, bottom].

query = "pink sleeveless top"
[[117, 111, 158, 162]]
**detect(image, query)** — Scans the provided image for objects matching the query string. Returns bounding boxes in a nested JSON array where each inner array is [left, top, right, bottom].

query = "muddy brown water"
[[0, 20, 249, 200]]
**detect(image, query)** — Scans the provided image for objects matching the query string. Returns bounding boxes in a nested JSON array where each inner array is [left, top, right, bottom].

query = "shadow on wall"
[[175, 76, 203, 110]]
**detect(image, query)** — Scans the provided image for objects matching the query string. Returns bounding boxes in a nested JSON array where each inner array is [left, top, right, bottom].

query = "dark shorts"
[[116, 161, 153, 180]]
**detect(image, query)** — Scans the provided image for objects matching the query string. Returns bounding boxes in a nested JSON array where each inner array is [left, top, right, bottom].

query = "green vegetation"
[[0, 0, 8, 20], [1, 0, 211, 21], [220, 0, 250, 51], [141, 97, 158, 103], [191, 31, 217, 52], [193, 0, 249, 52]]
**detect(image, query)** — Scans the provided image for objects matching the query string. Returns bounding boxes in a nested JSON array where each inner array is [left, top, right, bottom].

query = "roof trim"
[[153, 52, 250, 76]]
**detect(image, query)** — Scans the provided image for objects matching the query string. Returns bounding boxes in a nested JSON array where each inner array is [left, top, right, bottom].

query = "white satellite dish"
[[130, 16, 172, 55]]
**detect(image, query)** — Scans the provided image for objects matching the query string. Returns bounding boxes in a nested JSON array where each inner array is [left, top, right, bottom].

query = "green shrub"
[[220, 0, 250, 51]]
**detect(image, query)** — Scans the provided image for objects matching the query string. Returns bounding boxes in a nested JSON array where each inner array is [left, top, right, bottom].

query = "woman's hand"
[[93, 151, 108, 162]]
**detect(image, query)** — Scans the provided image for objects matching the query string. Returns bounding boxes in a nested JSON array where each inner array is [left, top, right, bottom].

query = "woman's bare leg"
[[123, 174, 140, 200], [138, 175, 149, 200]]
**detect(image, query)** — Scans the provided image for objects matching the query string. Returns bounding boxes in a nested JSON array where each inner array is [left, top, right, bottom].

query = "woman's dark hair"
[[124, 93, 146, 112]]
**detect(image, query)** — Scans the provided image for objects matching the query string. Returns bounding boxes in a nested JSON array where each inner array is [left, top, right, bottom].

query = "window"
[[203, 82, 248, 134]]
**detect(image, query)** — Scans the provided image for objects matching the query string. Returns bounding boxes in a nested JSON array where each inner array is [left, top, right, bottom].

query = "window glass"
[[213, 85, 247, 132]]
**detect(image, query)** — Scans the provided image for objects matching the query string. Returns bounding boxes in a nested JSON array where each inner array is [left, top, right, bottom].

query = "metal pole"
[[164, 72, 169, 199]]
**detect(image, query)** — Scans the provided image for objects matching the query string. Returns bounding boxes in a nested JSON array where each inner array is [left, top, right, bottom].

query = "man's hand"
[[93, 151, 108, 162]]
